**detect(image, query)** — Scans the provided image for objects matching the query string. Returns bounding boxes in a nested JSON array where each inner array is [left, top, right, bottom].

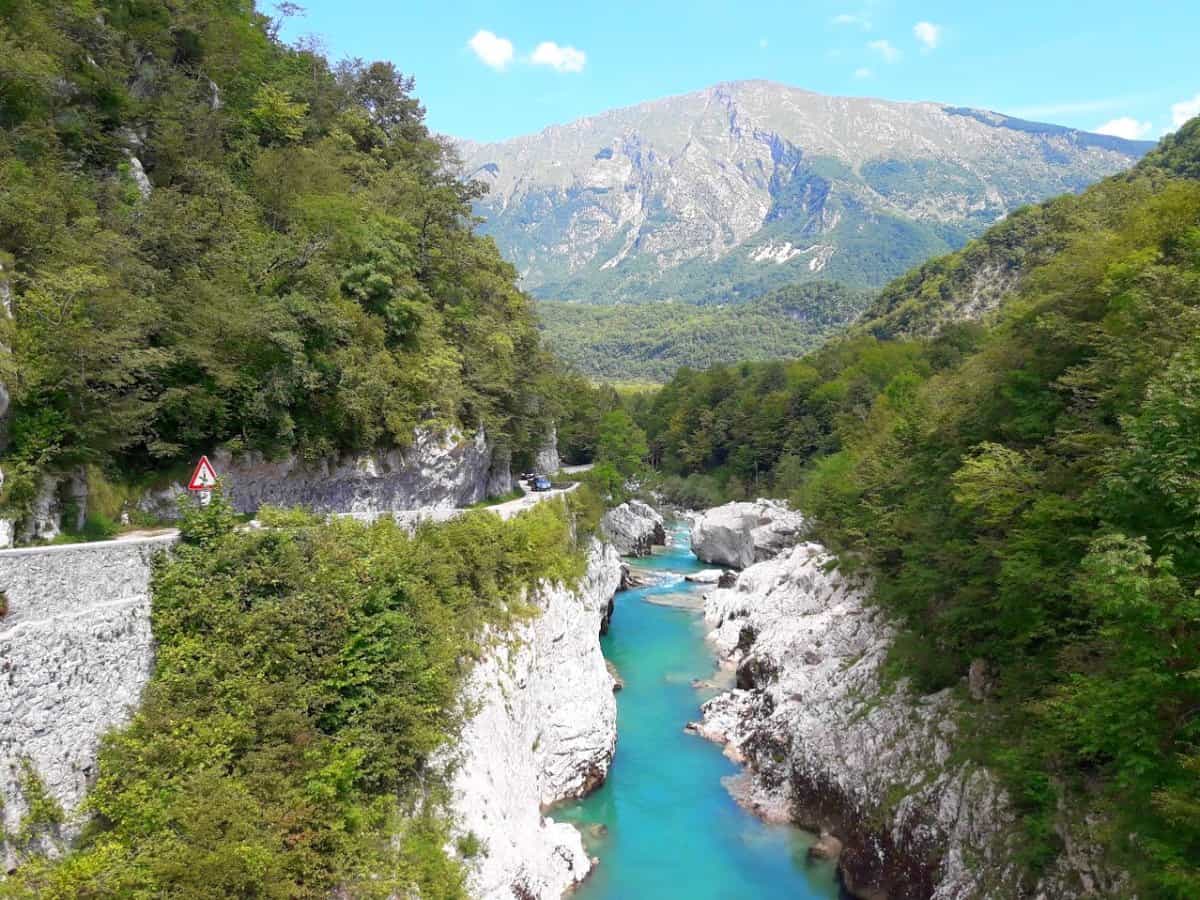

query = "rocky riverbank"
[[447, 539, 623, 899], [686, 503, 1126, 900]]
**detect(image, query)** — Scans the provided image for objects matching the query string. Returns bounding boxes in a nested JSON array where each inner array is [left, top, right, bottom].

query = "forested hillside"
[[538, 282, 870, 382], [0, 0, 577, 527], [640, 118, 1200, 897], [858, 126, 1199, 338]]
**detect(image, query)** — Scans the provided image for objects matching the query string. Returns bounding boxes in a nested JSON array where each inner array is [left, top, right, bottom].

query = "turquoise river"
[[559, 523, 841, 900]]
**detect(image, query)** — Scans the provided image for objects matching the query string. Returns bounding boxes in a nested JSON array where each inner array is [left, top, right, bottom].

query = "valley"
[[2, 2, 1199, 898]]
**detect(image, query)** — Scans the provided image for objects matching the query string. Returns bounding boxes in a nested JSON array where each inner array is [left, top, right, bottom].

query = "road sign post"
[[187, 455, 218, 506]]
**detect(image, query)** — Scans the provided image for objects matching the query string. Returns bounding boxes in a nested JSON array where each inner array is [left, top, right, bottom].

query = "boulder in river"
[[689, 499, 804, 568], [684, 568, 727, 584], [601, 500, 666, 557]]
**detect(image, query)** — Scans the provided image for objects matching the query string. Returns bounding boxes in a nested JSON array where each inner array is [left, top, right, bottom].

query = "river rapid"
[[558, 522, 840, 900]]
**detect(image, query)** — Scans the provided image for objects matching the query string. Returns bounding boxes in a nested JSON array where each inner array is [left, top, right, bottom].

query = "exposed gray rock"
[[125, 154, 151, 199], [459, 80, 1152, 304], [600, 500, 666, 557], [17, 475, 64, 544], [447, 539, 622, 898], [809, 832, 844, 862], [693, 539, 1129, 899], [1, 260, 11, 548], [968, 658, 994, 701], [689, 499, 804, 568], [137, 428, 511, 522], [618, 563, 652, 591], [533, 424, 561, 475], [0, 537, 173, 865]]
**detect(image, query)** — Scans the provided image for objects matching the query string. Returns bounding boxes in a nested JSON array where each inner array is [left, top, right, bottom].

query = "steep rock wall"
[[448, 539, 622, 899], [139, 429, 511, 521], [693, 539, 1126, 900], [0, 537, 173, 867]]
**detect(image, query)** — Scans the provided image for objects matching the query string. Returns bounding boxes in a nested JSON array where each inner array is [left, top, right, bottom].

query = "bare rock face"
[[0, 261, 12, 549], [533, 424, 561, 475], [459, 80, 1152, 304], [600, 500, 666, 557], [689, 499, 804, 568], [694, 539, 1128, 899], [0, 537, 171, 867], [137, 428, 511, 522], [447, 540, 623, 899]]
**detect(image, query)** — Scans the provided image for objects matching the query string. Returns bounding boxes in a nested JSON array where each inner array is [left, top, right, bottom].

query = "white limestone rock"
[[447, 539, 622, 899], [693, 541, 1128, 899], [126, 154, 152, 199], [689, 499, 804, 568], [600, 500, 666, 557]]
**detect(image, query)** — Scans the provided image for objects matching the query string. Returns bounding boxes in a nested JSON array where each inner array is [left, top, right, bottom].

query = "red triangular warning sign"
[[187, 455, 218, 491]]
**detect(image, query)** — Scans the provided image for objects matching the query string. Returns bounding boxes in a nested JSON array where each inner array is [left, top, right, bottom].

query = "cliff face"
[[692, 538, 1126, 899], [138, 429, 512, 522], [447, 539, 623, 898]]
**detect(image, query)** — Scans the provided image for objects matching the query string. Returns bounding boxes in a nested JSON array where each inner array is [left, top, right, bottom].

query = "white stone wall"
[[0, 536, 175, 865]]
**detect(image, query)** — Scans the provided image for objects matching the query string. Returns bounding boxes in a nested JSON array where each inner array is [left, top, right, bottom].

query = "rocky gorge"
[[687, 501, 1127, 899], [0, 424, 631, 900], [447, 540, 623, 898]]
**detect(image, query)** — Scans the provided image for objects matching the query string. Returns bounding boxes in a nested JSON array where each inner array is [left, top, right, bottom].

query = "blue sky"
[[277, 1, 1200, 144]]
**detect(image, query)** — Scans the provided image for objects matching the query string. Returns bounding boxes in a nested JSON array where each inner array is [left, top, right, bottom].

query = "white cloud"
[[467, 30, 514, 70], [913, 21, 942, 52], [868, 39, 901, 63], [1172, 93, 1200, 129], [832, 12, 871, 29], [530, 41, 587, 73], [854, 67, 873, 79], [1095, 117, 1153, 140]]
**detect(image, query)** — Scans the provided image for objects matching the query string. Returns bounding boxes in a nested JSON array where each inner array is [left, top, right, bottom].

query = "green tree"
[[596, 409, 648, 478]]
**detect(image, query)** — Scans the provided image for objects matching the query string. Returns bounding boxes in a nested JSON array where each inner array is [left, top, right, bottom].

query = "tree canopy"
[[0, 0, 582, 522]]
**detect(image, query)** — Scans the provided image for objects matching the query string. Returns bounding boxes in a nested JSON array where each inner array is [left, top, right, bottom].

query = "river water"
[[558, 523, 840, 900]]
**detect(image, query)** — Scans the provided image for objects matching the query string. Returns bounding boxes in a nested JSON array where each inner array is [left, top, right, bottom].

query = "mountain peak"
[[459, 84, 1154, 303]]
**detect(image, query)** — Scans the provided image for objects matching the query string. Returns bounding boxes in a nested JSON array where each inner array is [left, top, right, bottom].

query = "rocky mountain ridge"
[[458, 80, 1153, 304]]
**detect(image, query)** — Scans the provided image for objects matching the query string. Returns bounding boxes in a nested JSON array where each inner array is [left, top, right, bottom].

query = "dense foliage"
[[859, 124, 1195, 339], [0, 0, 570, 521], [4, 491, 591, 898], [537, 282, 870, 382], [641, 119, 1200, 895]]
